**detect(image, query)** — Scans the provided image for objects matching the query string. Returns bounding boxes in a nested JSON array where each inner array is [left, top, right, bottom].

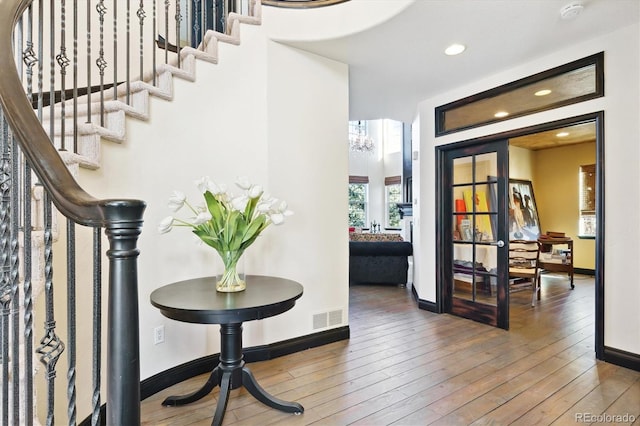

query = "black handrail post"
[[104, 200, 146, 426]]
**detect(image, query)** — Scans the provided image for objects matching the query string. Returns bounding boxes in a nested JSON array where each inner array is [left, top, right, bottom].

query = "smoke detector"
[[560, 1, 584, 20]]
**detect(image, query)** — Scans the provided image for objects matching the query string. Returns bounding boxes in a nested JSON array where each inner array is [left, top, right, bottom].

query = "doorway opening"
[[507, 120, 597, 334], [437, 112, 604, 358]]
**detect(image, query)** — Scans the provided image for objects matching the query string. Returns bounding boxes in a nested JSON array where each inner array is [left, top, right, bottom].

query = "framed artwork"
[[508, 179, 541, 241]]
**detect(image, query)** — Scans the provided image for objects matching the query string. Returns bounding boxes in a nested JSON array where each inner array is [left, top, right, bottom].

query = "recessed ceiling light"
[[444, 44, 466, 56], [494, 111, 509, 118], [556, 132, 570, 137], [535, 89, 552, 96]]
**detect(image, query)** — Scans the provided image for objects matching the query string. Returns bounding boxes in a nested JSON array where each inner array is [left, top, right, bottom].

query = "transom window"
[[435, 53, 604, 135]]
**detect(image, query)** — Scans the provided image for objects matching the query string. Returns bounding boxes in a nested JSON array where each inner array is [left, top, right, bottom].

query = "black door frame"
[[435, 111, 605, 359]]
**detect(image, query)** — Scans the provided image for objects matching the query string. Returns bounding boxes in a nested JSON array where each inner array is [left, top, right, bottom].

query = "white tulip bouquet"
[[159, 176, 293, 291]]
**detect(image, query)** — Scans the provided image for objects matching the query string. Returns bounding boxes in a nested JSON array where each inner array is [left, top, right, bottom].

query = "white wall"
[[77, 22, 349, 380], [413, 23, 640, 355]]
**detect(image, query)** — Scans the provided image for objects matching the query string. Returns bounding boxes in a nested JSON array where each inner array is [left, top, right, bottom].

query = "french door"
[[439, 140, 510, 329]]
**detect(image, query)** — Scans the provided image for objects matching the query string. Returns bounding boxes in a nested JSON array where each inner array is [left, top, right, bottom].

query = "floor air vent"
[[312, 312, 327, 330], [328, 309, 343, 326], [312, 309, 344, 330]]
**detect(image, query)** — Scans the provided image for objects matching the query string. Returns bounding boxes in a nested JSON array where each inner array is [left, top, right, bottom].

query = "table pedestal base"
[[161, 323, 303, 426]]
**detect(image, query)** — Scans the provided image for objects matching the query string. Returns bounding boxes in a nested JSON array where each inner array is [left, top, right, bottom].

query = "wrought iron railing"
[[0, 0, 257, 424]]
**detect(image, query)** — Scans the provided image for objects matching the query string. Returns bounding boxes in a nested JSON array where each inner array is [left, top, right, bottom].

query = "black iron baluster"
[[126, 0, 131, 105], [23, 7, 38, 101], [73, 0, 79, 153], [66, 219, 77, 426], [91, 227, 101, 426], [186, 0, 191, 46], [10, 17, 23, 426], [152, 0, 157, 85], [203, 0, 209, 37], [22, 5, 37, 425], [164, 0, 170, 64], [37, 0, 44, 123], [137, 1, 146, 83], [214, 0, 220, 34], [176, 1, 182, 67], [35, 193, 65, 426], [192, 0, 201, 47], [113, 0, 118, 101], [96, 1, 107, 127], [57, 0, 71, 152], [0, 106, 10, 426], [36, 192, 64, 426], [86, 0, 92, 123], [224, 0, 236, 33], [22, 160, 34, 426], [10, 108, 21, 426], [49, 0, 56, 148]]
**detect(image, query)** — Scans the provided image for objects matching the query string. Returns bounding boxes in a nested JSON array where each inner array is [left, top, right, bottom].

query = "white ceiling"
[[283, 0, 640, 123]]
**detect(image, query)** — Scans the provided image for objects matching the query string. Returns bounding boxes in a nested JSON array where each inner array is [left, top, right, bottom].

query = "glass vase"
[[216, 250, 246, 292]]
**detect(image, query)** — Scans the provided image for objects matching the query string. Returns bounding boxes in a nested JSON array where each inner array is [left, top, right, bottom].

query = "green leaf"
[[204, 191, 224, 231], [233, 217, 248, 251], [193, 229, 222, 251], [240, 216, 268, 248], [244, 196, 259, 221], [224, 210, 239, 247]]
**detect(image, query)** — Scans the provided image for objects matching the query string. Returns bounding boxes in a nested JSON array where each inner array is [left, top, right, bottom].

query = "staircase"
[[0, 0, 262, 424], [44, 2, 262, 173]]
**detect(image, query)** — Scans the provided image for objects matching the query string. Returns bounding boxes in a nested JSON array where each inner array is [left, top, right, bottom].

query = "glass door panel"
[[445, 141, 508, 328]]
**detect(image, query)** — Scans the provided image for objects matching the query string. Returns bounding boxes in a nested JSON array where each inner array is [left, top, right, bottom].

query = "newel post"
[[103, 200, 146, 426]]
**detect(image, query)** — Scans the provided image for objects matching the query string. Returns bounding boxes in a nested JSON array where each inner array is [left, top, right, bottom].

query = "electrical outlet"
[[154, 325, 165, 345]]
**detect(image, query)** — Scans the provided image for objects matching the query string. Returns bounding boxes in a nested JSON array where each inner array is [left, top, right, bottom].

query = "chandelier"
[[349, 121, 375, 153]]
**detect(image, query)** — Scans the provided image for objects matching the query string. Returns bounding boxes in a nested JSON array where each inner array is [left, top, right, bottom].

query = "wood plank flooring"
[[141, 274, 640, 425]]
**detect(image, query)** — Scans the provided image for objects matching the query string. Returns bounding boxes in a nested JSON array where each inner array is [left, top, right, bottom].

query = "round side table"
[[150, 275, 304, 426]]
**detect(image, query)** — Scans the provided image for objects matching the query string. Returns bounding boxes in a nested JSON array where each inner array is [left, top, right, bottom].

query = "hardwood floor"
[[141, 274, 640, 425]]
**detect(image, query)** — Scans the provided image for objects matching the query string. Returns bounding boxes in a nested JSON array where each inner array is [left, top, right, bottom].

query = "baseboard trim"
[[411, 285, 439, 313], [79, 326, 349, 425], [603, 346, 640, 372], [574, 267, 595, 276], [140, 325, 350, 400]]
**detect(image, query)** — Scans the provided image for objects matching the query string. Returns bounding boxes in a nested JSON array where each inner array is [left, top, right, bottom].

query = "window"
[[349, 176, 368, 227], [579, 164, 596, 237], [385, 176, 402, 228]]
